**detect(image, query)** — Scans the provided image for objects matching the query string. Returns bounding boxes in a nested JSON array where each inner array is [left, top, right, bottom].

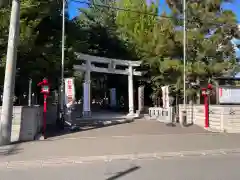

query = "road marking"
[[48, 132, 223, 141], [1, 148, 240, 170], [220, 151, 227, 155]]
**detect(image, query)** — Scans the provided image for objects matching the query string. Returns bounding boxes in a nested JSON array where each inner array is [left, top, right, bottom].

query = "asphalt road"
[[1, 154, 240, 180]]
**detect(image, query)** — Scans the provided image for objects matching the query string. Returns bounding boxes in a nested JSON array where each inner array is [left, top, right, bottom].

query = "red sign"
[[67, 79, 72, 97], [38, 78, 49, 95]]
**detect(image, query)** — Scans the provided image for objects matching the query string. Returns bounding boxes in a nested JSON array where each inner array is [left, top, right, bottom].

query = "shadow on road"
[[106, 166, 140, 180], [165, 122, 194, 127], [45, 119, 134, 140], [0, 143, 22, 156]]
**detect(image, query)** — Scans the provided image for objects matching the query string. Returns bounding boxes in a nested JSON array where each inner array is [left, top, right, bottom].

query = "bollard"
[[181, 110, 187, 127]]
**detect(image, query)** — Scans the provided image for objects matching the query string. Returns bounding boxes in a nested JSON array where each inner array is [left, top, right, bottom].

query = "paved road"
[[1, 132, 240, 162], [1, 120, 240, 162], [1, 154, 240, 180], [1, 120, 240, 180]]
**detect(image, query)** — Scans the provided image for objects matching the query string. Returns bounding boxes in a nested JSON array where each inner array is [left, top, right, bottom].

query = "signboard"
[[64, 78, 76, 108], [218, 87, 240, 104], [41, 85, 49, 93]]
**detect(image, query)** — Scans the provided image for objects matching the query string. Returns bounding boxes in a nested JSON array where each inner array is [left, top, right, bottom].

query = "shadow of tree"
[[45, 118, 134, 140], [0, 143, 22, 156]]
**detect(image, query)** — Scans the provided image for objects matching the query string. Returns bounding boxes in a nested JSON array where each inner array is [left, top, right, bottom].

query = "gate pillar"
[[82, 63, 91, 117], [128, 66, 134, 116]]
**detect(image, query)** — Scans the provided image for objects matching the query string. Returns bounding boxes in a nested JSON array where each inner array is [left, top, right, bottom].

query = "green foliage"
[[116, 0, 159, 58], [0, 0, 239, 104], [0, 0, 78, 96]]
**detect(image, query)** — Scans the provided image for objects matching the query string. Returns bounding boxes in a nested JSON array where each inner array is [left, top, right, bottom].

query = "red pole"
[[43, 94, 47, 139], [204, 94, 209, 128]]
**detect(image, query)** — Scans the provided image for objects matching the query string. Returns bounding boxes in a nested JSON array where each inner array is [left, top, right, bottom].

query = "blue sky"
[[68, 0, 240, 21]]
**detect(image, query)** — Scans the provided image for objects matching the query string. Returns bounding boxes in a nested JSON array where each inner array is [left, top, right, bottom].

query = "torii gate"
[[73, 53, 145, 117]]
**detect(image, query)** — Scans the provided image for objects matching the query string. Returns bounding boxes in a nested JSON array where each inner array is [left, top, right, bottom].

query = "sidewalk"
[[1, 121, 240, 163]]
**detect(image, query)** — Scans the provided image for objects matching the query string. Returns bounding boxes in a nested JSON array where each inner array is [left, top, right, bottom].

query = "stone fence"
[[179, 104, 240, 133], [148, 107, 173, 123], [0, 105, 57, 142]]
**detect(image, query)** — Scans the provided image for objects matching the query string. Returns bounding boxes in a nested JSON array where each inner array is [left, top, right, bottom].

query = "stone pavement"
[[1, 120, 240, 167]]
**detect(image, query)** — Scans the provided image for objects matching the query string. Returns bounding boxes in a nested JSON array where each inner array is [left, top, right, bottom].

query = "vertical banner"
[[161, 85, 169, 108], [64, 78, 76, 108]]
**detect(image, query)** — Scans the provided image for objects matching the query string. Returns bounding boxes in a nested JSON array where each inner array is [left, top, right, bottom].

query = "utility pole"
[[59, 0, 65, 124], [0, 0, 20, 145], [181, 0, 187, 126], [183, 0, 186, 108]]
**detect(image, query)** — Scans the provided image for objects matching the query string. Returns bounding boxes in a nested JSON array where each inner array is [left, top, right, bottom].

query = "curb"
[[204, 127, 225, 133]]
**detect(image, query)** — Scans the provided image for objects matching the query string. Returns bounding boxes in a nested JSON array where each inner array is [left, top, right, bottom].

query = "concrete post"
[[110, 88, 117, 108], [0, 0, 20, 145], [138, 85, 144, 113]]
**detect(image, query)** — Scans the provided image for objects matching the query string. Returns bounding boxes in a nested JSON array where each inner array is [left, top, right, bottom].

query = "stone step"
[[11, 131, 20, 142]]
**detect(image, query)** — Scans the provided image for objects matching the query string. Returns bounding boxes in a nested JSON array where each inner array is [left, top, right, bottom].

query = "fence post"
[[168, 107, 172, 123], [220, 110, 224, 132]]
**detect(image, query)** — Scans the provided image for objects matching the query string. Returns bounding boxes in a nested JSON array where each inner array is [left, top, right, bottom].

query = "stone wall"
[[45, 105, 58, 125], [179, 104, 240, 133], [0, 105, 58, 142], [178, 104, 204, 126]]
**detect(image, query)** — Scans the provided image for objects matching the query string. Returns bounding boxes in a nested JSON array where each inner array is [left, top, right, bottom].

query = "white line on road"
[[1, 148, 240, 170], [48, 132, 224, 141]]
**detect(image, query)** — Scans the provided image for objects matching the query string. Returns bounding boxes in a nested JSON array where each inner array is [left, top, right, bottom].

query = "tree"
[[0, 6, 10, 87], [165, 0, 240, 102], [168, 0, 239, 79], [73, 0, 140, 101], [75, 0, 136, 59], [0, 0, 77, 99], [116, 0, 159, 59], [116, 0, 184, 98]]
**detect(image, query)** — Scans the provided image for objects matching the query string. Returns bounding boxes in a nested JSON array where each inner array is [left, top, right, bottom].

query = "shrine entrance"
[[73, 53, 145, 120]]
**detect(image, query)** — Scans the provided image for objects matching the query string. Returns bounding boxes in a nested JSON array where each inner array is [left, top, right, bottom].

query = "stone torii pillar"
[[127, 65, 134, 116], [82, 61, 91, 117]]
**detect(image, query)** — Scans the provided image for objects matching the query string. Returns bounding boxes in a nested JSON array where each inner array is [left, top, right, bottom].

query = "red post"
[[202, 87, 210, 128], [43, 94, 47, 139], [204, 94, 209, 128], [38, 78, 49, 139]]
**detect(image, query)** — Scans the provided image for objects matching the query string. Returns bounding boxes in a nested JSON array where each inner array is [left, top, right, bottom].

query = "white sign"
[[64, 78, 76, 108], [218, 87, 240, 104]]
